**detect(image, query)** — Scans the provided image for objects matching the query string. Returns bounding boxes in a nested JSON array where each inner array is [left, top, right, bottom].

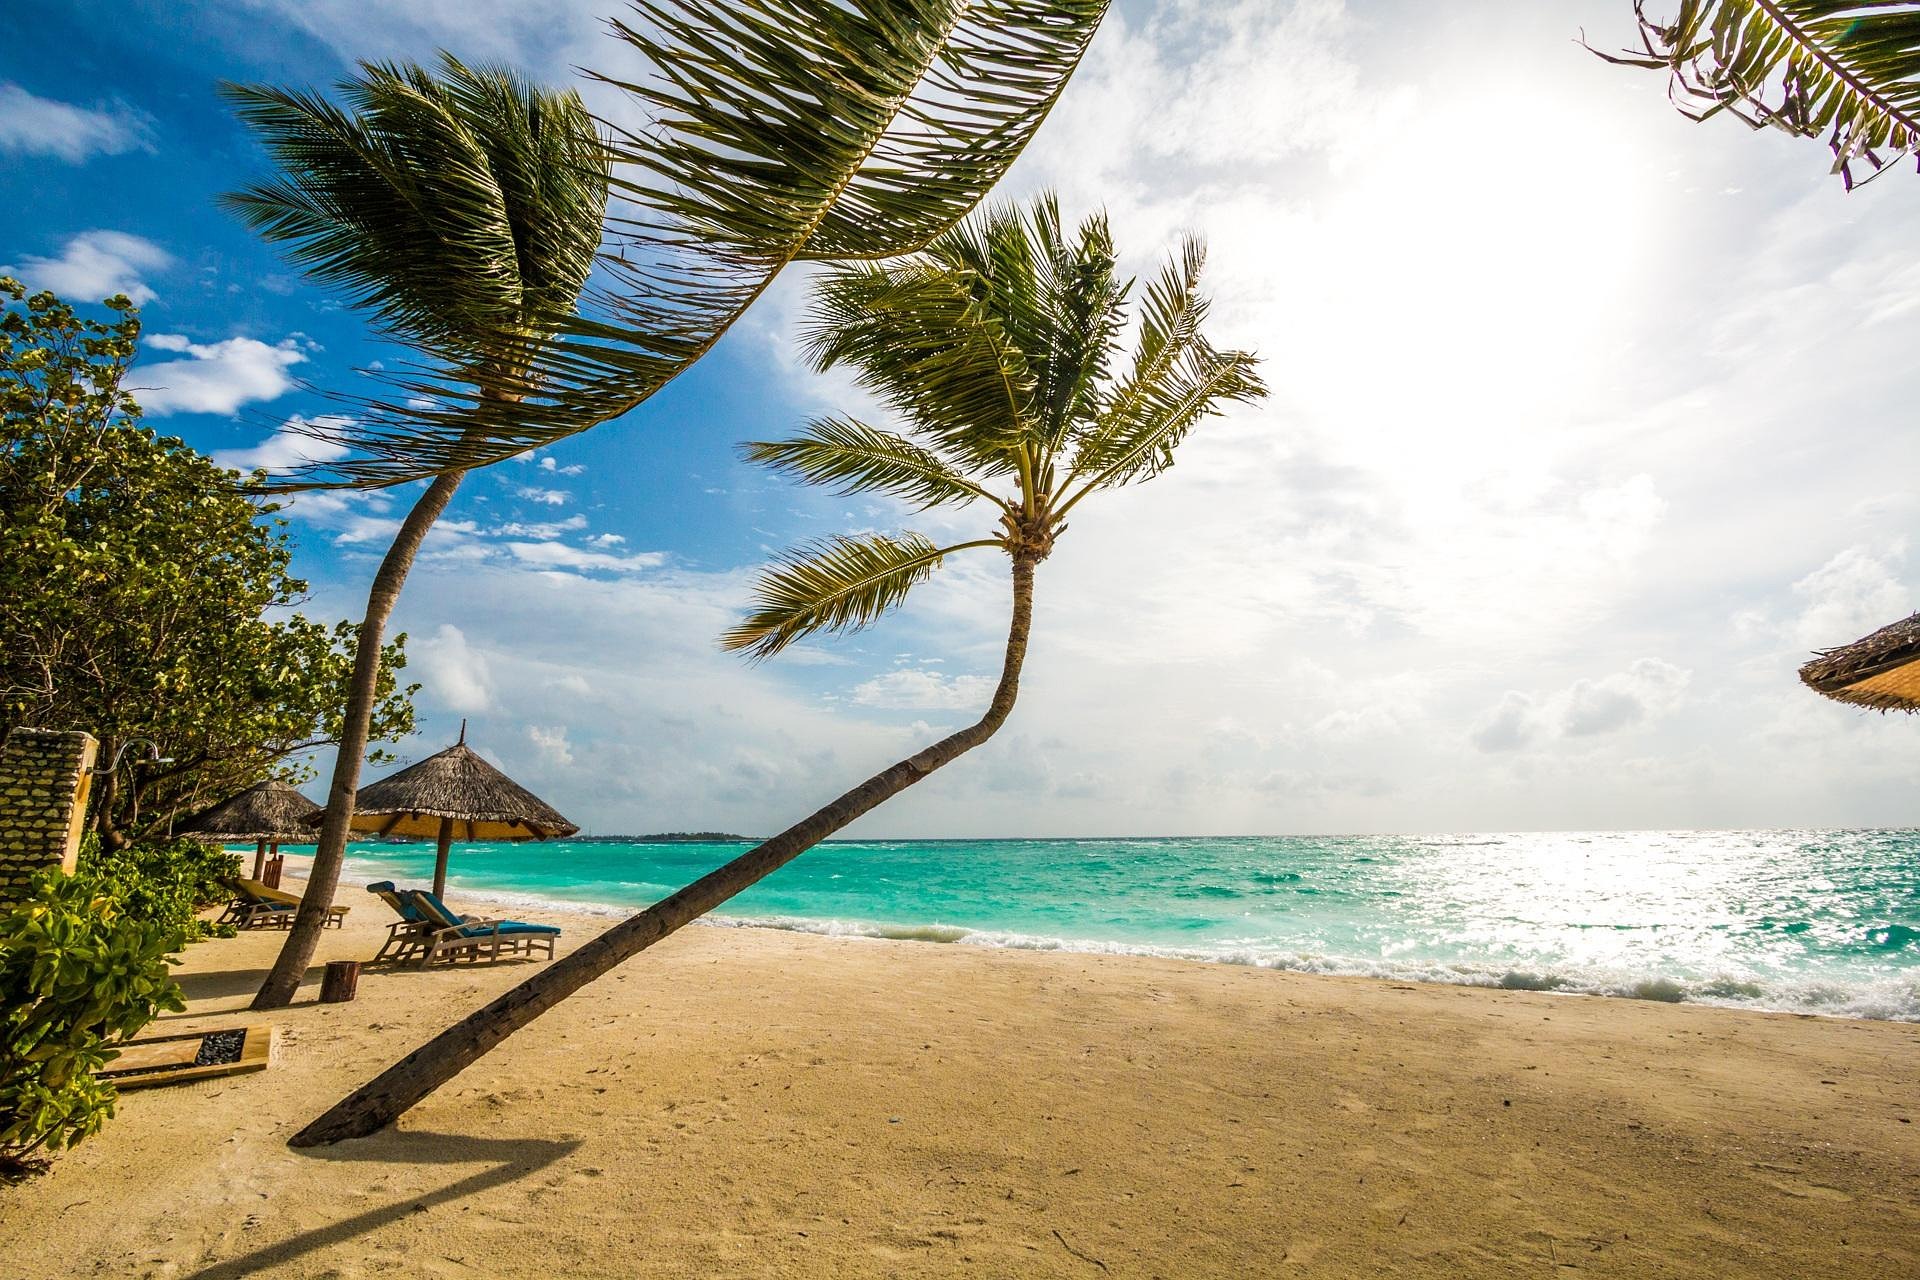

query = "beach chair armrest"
[[430, 918, 502, 940]]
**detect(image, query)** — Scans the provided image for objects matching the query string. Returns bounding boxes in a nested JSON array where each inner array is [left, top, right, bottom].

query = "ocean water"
[[320, 829, 1920, 1021]]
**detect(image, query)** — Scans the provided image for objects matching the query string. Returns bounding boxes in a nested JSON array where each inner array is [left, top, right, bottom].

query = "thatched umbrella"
[[346, 724, 578, 897], [178, 779, 322, 879], [1800, 612, 1920, 712]]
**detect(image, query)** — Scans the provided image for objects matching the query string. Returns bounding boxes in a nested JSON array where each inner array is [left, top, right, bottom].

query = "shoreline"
[[1, 877, 1914, 1277], [299, 851, 1920, 1024]]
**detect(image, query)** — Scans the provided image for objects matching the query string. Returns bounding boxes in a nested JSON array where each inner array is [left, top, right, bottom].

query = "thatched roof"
[[1799, 612, 1920, 712], [345, 741, 577, 842], [178, 779, 321, 841]]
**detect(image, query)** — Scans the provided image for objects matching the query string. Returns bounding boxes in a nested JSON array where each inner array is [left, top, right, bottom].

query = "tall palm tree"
[[232, 1, 1110, 1010], [222, 56, 612, 1008], [1597, 2, 1920, 187], [292, 193, 1266, 1145]]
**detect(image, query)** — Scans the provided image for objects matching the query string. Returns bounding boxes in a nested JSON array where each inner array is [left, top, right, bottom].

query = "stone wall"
[[0, 728, 98, 905]]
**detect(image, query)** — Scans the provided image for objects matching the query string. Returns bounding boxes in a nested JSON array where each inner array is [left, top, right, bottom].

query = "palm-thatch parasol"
[[1800, 612, 1920, 712], [177, 779, 323, 879], [345, 724, 577, 897]]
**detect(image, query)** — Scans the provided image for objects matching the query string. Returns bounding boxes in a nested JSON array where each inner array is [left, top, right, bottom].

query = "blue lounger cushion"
[[457, 921, 562, 938]]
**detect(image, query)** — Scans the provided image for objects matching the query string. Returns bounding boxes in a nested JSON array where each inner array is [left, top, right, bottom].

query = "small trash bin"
[[320, 959, 361, 1004]]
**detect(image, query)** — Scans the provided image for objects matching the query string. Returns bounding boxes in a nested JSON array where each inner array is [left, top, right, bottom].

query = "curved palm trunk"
[[251, 469, 466, 1009], [291, 553, 1039, 1146]]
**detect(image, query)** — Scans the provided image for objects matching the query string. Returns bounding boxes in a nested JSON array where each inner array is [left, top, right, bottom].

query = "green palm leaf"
[[253, 0, 1110, 488], [804, 260, 1036, 470], [220, 56, 608, 374], [742, 417, 1001, 510], [730, 192, 1266, 661], [721, 532, 997, 659], [1597, 1, 1920, 187], [1061, 238, 1263, 502]]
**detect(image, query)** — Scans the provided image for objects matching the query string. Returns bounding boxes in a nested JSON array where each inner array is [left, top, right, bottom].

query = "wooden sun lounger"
[[404, 889, 561, 967], [216, 877, 348, 930], [365, 880, 435, 965]]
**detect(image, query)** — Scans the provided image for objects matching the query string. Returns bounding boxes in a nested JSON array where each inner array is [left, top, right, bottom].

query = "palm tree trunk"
[[250, 469, 466, 1009], [290, 552, 1040, 1146], [433, 816, 453, 900]]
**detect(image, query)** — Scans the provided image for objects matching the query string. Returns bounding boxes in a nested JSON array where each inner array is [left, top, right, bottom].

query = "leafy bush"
[[78, 834, 241, 942], [0, 870, 184, 1177]]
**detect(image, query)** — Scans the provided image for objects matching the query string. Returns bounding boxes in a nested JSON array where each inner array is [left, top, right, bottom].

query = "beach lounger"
[[365, 880, 437, 964], [402, 888, 561, 967], [216, 877, 348, 930]]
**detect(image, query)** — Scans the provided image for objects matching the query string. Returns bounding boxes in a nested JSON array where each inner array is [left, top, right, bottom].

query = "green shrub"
[[0, 870, 184, 1177], [78, 835, 242, 943]]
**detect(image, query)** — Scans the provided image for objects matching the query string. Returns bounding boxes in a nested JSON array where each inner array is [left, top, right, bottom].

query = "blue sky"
[[7, 0, 1920, 837]]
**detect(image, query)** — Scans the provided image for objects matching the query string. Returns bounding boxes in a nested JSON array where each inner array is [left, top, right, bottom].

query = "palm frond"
[[742, 417, 1002, 510], [804, 259, 1035, 470], [252, 0, 1110, 488], [1062, 342, 1263, 504], [1596, 1, 1920, 187], [1062, 236, 1262, 498], [220, 56, 608, 372], [721, 532, 996, 659], [926, 197, 1124, 452]]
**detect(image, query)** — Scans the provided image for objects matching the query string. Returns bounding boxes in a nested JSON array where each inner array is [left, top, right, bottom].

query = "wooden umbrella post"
[[433, 816, 453, 900], [252, 839, 268, 880]]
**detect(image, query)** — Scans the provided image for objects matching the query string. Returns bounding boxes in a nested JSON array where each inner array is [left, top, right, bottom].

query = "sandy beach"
[[2, 874, 1914, 1280]]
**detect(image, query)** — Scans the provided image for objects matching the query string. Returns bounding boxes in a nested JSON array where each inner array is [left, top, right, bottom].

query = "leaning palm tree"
[[223, 55, 612, 1008], [232, 1, 1109, 1010], [1597, 2, 1920, 187], [292, 193, 1266, 1145]]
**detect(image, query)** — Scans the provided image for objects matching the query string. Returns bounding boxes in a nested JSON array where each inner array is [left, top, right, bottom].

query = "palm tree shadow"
[[181, 1131, 581, 1279], [156, 967, 327, 1018]]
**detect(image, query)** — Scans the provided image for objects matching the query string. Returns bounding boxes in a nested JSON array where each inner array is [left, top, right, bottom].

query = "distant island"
[[574, 832, 756, 844]]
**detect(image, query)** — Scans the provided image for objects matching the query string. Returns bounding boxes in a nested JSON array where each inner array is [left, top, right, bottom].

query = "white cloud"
[[0, 84, 154, 163], [135, 334, 307, 416], [413, 623, 494, 713], [1470, 661, 1692, 753], [1560, 660, 1691, 737], [1470, 692, 1540, 754], [528, 724, 575, 768], [539, 456, 585, 475], [1788, 544, 1911, 651], [6, 230, 171, 305], [512, 485, 571, 506], [211, 416, 353, 475], [849, 669, 995, 711], [491, 514, 588, 540], [505, 541, 665, 573]]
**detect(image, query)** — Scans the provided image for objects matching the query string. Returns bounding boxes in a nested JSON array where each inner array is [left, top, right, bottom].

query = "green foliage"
[[77, 834, 242, 945], [725, 192, 1265, 658], [0, 870, 184, 1176], [0, 278, 418, 840], [219, 1, 1111, 488], [1599, 1, 1920, 188]]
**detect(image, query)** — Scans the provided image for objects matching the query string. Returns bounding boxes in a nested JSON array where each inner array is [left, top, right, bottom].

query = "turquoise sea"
[[312, 829, 1919, 1021]]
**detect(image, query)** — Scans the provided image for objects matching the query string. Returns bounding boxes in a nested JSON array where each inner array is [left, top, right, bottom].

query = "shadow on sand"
[[181, 1131, 582, 1279], [159, 967, 325, 1014]]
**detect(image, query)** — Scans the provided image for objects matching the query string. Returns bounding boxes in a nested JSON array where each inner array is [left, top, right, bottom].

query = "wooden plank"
[[102, 1025, 275, 1090]]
